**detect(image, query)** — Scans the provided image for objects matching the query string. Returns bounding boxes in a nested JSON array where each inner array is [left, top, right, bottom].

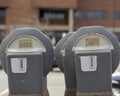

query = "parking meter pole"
[[77, 91, 113, 96], [65, 89, 76, 96], [9, 90, 49, 96]]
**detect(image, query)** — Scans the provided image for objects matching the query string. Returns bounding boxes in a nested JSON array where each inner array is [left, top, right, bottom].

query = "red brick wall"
[[0, 0, 9, 7], [32, 0, 77, 8], [6, 0, 39, 25], [75, 0, 114, 28], [1, 0, 120, 32]]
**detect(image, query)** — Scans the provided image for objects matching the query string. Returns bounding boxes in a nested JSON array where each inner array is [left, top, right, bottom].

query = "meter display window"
[[6, 35, 46, 53], [86, 38, 99, 47], [72, 34, 114, 51], [19, 39, 32, 48]]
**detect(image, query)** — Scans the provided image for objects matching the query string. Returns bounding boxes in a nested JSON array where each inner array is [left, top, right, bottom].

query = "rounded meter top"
[[55, 32, 74, 72], [0, 28, 54, 75], [65, 26, 120, 73]]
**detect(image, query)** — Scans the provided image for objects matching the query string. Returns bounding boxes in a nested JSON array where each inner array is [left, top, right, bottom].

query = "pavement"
[[0, 70, 8, 96], [0, 68, 65, 96]]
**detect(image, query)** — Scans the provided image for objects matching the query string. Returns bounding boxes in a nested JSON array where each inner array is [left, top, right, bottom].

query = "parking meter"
[[65, 26, 120, 96], [55, 32, 74, 72], [55, 32, 77, 96], [0, 28, 54, 96]]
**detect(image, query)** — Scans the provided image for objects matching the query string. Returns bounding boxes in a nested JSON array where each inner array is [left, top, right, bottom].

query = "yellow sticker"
[[19, 39, 32, 48], [86, 38, 99, 47]]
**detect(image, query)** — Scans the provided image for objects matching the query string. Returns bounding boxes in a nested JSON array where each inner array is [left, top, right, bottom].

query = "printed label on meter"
[[80, 56, 97, 72], [19, 39, 32, 48], [11, 58, 27, 73], [86, 38, 100, 47]]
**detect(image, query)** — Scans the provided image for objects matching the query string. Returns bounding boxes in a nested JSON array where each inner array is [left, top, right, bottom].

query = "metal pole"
[[69, 8, 74, 32]]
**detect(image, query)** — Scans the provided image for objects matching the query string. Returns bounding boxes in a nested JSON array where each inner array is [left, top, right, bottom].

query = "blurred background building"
[[0, 0, 120, 44]]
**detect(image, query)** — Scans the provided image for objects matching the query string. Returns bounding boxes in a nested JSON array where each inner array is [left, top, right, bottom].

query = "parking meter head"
[[55, 32, 74, 72], [66, 26, 120, 73], [0, 28, 54, 75], [65, 26, 120, 94]]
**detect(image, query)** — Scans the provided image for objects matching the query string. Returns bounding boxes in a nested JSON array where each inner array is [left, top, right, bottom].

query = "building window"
[[40, 9, 65, 20], [41, 11, 65, 20], [74, 11, 108, 19], [114, 11, 120, 19], [40, 9, 68, 25], [0, 8, 6, 24]]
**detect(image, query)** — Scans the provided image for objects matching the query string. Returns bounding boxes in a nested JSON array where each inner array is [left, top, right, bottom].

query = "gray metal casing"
[[0, 28, 54, 94], [75, 52, 112, 92], [64, 26, 120, 92], [7, 53, 46, 93], [63, 52, 76, 89], [0, 28, 54, 75], [55, 32, 74, 72], [55, 32, 76, 89]]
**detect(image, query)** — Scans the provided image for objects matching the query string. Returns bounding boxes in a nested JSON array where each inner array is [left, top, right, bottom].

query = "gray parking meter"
[[65, 26, 120, 96], [0, 28, 54, 96], [55, 32, 77, 96], [55, 32, 74, 72]]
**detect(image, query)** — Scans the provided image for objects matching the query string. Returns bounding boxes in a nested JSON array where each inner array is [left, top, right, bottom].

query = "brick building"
[[0, 0, 120, 44]]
